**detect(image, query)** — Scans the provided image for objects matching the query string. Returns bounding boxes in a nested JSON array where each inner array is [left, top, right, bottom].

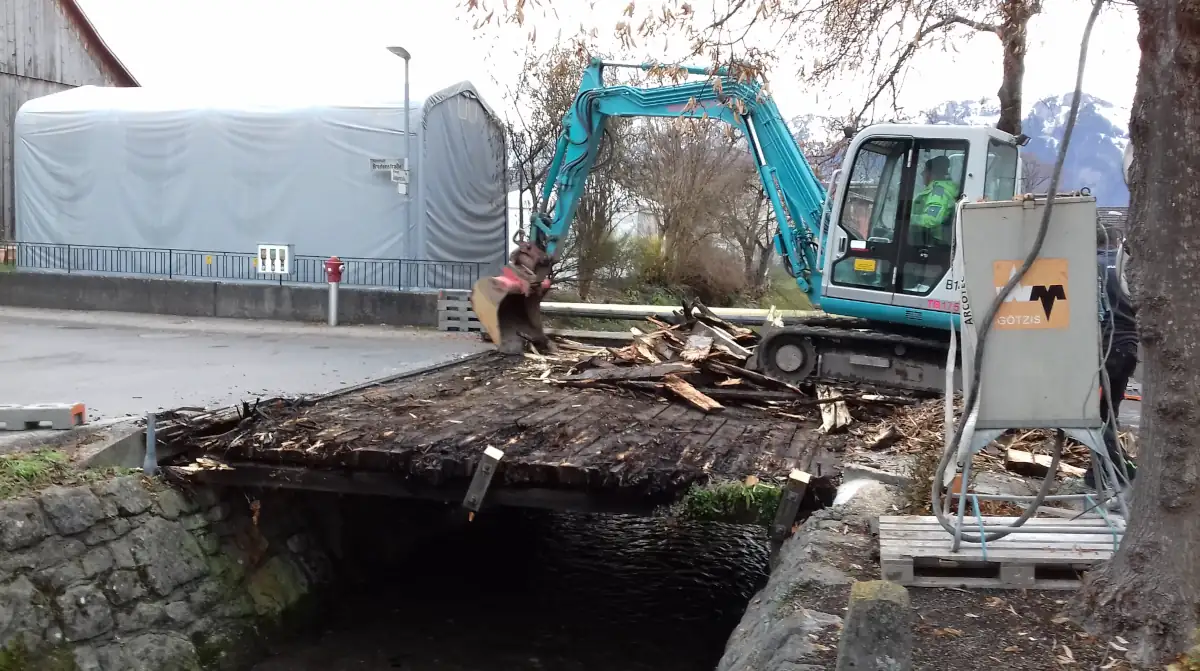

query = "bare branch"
[[946, 14, 1001, 33]]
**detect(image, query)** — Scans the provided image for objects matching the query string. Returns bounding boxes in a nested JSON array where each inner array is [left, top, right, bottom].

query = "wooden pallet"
[[437, 297, 484, 332], [879, 515, 1124, 590]]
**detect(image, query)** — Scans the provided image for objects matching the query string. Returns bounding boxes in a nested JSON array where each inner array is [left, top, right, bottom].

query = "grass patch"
[[671, 480, 782, 526], [757, 268, 815, 312], [0, 449, 136, 500], [0, 639, 76, 671]]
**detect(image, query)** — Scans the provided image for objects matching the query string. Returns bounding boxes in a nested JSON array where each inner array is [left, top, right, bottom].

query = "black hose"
[[931, 0, 1107, 543]]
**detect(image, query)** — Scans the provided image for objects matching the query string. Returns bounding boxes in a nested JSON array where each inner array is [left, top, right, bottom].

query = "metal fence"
[[1, 242, 489, 291]]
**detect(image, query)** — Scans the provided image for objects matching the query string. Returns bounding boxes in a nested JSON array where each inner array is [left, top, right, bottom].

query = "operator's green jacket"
[[911, 179, 960, 242]]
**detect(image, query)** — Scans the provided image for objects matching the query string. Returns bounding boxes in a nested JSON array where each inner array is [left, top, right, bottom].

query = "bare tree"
[[558, 132, 636, 299], [626, 119, 747, 272], [463, 0, 1043, 135], [709, 148, 775, 292], [1020, 153, 1053, 193], [1067, 0, 1200, 665], [504, 41, 593, 232]]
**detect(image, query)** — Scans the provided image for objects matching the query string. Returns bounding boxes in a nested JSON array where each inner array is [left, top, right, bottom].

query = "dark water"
[[253, 503, 769, 671]]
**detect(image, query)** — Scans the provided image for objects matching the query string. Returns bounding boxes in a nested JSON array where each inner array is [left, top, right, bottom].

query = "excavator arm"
[[470, 59, 830, 354]]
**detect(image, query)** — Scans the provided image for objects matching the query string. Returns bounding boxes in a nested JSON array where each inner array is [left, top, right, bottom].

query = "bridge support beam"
[[768, 468, 811, 570]]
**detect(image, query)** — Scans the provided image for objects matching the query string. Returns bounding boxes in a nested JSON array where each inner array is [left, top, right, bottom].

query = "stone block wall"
[[0, 476, 336, 670]]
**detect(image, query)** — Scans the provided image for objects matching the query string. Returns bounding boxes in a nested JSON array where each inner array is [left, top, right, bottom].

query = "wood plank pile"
[[535, 300, 914, 433]]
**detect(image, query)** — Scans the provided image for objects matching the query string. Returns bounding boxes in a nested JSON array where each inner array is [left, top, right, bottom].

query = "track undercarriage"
[[750, 319, 961, 397]]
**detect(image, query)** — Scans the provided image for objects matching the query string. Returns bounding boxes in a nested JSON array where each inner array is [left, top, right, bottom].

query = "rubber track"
[[766, 324, 954, 395]]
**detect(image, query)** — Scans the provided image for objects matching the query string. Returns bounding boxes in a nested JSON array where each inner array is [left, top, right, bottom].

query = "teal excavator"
[[470, 59, 1027, 394]]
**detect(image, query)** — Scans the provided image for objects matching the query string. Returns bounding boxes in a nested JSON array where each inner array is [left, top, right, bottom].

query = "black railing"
[[1, 242, 489, 291]]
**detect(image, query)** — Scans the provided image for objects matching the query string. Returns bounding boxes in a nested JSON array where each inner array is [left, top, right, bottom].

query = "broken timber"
[[768, 469, 811, 569], [878, 515, 1124, 590]]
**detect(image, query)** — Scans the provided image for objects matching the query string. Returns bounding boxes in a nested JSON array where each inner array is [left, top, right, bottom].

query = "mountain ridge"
[[922, 92, 1131, 206]]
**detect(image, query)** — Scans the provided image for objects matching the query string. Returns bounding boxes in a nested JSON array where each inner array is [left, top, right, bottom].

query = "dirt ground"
[[801, 582, 1132, 670], [788, 508, 1138, 670]]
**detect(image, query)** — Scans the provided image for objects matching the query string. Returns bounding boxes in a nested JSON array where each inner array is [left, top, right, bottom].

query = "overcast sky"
[[78, 0, 1140, 122]]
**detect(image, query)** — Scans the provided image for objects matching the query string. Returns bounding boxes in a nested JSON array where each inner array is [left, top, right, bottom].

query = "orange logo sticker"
[[991, 258, 1069, 330]]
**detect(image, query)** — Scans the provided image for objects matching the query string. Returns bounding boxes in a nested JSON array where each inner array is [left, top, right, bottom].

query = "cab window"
[[830, 138, 906, 290], [985, 139, 1018, 201], [898, 140, 969, 295]]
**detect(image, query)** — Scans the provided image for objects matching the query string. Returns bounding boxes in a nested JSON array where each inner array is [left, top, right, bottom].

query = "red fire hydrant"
[[324, 256, 345, 326], [324, 256, 345, 284]]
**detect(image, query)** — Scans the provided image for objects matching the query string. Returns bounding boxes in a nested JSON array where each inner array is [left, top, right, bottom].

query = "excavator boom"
[[470, 59, 827, 354]]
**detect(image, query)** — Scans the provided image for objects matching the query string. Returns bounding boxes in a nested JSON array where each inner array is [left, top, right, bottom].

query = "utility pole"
[[387, 45, 414, 261], [387, 46, 412, 181]]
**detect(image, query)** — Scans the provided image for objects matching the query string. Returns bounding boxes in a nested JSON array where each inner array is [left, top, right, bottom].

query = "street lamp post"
[[387, 46, 412, 181]]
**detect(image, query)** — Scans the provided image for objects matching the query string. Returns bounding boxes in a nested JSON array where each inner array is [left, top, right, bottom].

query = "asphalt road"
[[0, 307, 488, 422]]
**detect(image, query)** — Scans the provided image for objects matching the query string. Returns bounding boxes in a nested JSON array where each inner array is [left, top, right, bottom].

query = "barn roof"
[[57, 0, 139, 87]]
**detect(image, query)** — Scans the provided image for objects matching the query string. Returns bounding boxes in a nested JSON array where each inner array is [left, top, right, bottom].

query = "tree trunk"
[[753, 243, 773, 290], [1069, 0, 1200, 664], [995, 1, 1033, 136], [741, 252, 756, 290]]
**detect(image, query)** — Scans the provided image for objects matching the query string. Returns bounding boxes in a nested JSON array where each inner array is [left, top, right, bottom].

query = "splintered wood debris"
[[534, 301, 916, 423], [849, 399, 1102, 480]]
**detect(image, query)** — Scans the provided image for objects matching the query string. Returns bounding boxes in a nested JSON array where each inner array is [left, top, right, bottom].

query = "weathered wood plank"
[[878, 515, 1123, 590], [563, 362, 696, 382], [169, 350, 831, 496]]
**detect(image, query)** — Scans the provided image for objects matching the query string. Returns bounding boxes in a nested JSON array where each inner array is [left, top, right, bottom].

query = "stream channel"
[[252, 500, 770, 671]]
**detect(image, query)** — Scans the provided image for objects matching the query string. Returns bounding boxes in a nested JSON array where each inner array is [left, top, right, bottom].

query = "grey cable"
[[931, 0, 1108, 543]]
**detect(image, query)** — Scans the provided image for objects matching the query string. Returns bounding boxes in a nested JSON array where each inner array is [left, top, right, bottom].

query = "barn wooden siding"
[[1, 0, 137, 239]]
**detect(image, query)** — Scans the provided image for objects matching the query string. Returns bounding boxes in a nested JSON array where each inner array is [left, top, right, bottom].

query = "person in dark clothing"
[[1088, 228, 1139, 490]]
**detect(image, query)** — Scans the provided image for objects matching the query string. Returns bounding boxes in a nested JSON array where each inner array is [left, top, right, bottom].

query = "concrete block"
[[0, 271, 441, 327], [0, 403, 87, 430], [0, 272, 217, 316], [835, 580, 913, 671], [78, 425, 147, 469]]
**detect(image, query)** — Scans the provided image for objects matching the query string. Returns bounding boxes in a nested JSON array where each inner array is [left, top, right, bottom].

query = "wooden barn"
[[1, 0, 137, 240]]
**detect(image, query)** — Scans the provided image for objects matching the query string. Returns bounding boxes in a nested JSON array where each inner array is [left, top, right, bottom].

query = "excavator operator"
[[910, 155, 960, 246]]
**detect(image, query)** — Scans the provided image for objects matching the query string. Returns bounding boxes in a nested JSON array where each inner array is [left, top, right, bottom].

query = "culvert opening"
[[227, 483, 835, 671]]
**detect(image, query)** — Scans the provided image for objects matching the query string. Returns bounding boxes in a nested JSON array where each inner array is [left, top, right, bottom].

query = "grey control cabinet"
[[957, 196, 1102, 430]]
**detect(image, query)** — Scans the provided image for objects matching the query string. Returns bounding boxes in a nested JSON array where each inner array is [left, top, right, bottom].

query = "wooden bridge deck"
[[159, 352, 860, 512]]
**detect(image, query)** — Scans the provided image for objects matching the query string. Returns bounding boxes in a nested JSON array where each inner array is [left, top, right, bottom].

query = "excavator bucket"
[[469, 266, 553, 355]]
